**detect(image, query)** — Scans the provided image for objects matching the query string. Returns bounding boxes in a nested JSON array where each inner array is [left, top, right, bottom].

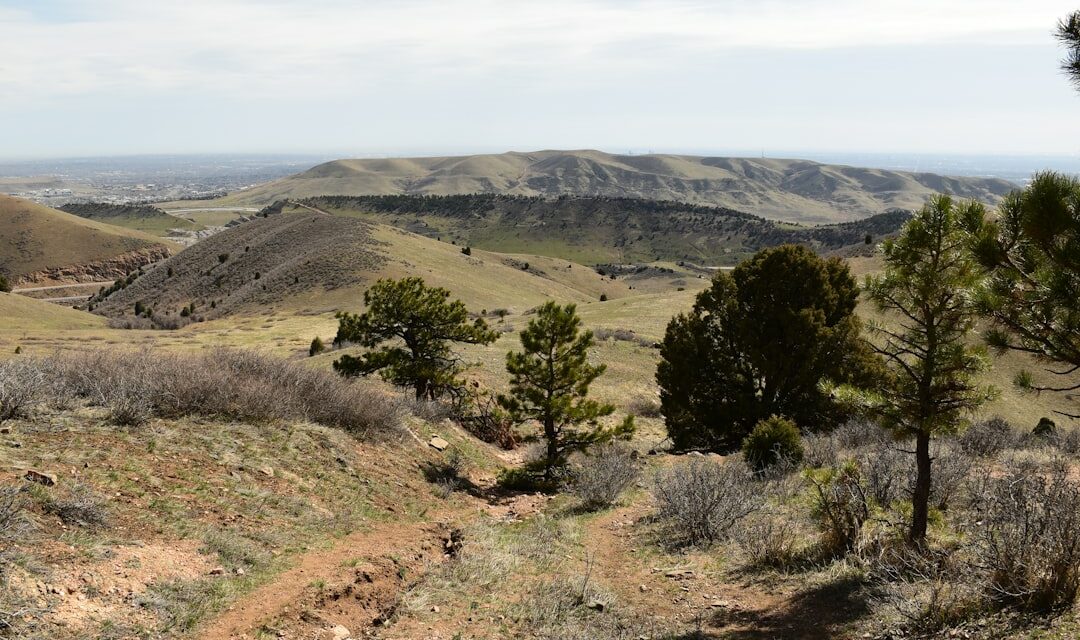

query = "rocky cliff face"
[[14, 246, 173, 286]]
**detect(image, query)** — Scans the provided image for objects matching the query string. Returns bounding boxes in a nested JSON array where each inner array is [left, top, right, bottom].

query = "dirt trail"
[[198, 516, 461, 640], [580, 505, 866, 639]]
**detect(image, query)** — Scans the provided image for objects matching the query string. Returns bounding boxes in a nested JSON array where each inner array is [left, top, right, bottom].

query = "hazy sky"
[[2, 0, 1079, 158]]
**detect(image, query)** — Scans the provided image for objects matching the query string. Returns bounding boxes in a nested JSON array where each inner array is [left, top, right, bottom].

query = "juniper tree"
[[499, 301, 633, 480], [333, 277, 497, 399], [966, 172, 1080, 417], [656, 244, 879, 452], [858, 195, 997, 543]]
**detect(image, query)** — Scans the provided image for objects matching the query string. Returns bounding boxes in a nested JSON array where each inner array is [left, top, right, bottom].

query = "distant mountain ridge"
[[222, 150, 1017, 224]]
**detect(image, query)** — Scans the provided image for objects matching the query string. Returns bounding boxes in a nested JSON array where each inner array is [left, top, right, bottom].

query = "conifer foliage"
[[333, 277, 497, 399], [499, 301, 633, 480]]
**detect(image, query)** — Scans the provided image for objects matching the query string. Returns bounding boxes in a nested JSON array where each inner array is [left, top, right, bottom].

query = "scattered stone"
[[663, 569, 694, 579], [429, 436, 450, 451], [24, 469, 57, 486], [5, 441, 21, 448], [209, 567, 225, 576], [431, 605, 440, 613], [330, 624, 351, 640], [639, 584, 649, 592], [235, 567, 246, 576], [586, 600, 606, 612], [258, 465, 275, 477]]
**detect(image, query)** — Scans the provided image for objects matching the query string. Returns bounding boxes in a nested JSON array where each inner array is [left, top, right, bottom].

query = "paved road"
[[166, 207, 260, 213], [38, 295, 93, 303], [14, 281, 112, 293]]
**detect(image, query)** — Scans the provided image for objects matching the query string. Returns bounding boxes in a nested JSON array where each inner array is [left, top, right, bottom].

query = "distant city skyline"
[[2, 0, 1080, 158]]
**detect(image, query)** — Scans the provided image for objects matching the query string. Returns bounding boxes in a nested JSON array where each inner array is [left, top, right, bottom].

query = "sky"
[[2, 0, 1079, 159]]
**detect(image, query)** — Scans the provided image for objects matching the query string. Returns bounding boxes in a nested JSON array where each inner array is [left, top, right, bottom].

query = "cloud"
[[2, 0, 1078, 156], [0, 0, 1073, 101]]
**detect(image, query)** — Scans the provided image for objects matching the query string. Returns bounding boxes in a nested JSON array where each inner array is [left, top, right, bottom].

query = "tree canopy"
[[656, 244, 880, 452], [333, 277, 497, 399], [966, 172, 1080, 417], [1058, 10, 1080, 89]]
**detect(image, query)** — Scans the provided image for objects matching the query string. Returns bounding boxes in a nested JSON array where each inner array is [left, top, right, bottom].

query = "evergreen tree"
[[499, 301, 633, 480], [858, 195, 997, 543], [966, 172, 1080, 417], [333, 277, 497, 399], [1058, 11, 1080, 89], [656, 244, 879, 452]]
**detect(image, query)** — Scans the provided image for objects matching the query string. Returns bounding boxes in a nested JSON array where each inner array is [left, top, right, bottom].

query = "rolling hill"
[[59, 202, 203, 236], [89, 209, 666, 322], [265, 194, 909, 264], [219, 150, 1016, 224], [0, 291, 106, 331], [0, 195, 176, 285]]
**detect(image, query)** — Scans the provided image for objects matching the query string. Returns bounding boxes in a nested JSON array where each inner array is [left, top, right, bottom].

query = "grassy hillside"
[[0, 292, 106, 331], [265, 195, 907, 264], [0, 195, 176, 283], [59, 202, 203, 236], [218, 150, 1016, 224]]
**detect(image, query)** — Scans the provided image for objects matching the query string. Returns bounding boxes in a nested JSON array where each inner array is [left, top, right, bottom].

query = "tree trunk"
[[910, 430, 932, 544], [544, 418, 558, 481]]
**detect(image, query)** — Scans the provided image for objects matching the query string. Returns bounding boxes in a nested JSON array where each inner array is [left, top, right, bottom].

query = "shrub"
[[652, 457, 762, 546], [0, 274, 11, 293], [453, 385, 518, 450], [1054, 428, 1080, 455], [833, 418, 887, 449], [801, 433, 840, 468], [218, 253, 229, 263], [742, 415, 804, 471], [871, 546, 982, 633], [969, 464, 1080, 611], [569, 444, 641, 511], [928, 443, 972, 511], [309, 336, 326, 357], [957, 416, 1016, 458], [1033, 417, 1057, 438], [34, 348, 404, 437], [423, 449, 470, 498], [733, 510, 801, 569], [856, 445, 908, 509], [806, 461, 870, 556], [461, 246, 472, 256], [0, 357, 44, 424], [625, 394, 662, 418], [599, 293, 607, 302], [42, 483, 109, 528]]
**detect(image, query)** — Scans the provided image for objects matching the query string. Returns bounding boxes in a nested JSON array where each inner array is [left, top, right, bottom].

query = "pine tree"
[[966, 172, 1080, 417], [858, 195, 997, 543], [1058, 11, 1080, 89], [333, 277, 497, 399], [499, 301, 633, 481]]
